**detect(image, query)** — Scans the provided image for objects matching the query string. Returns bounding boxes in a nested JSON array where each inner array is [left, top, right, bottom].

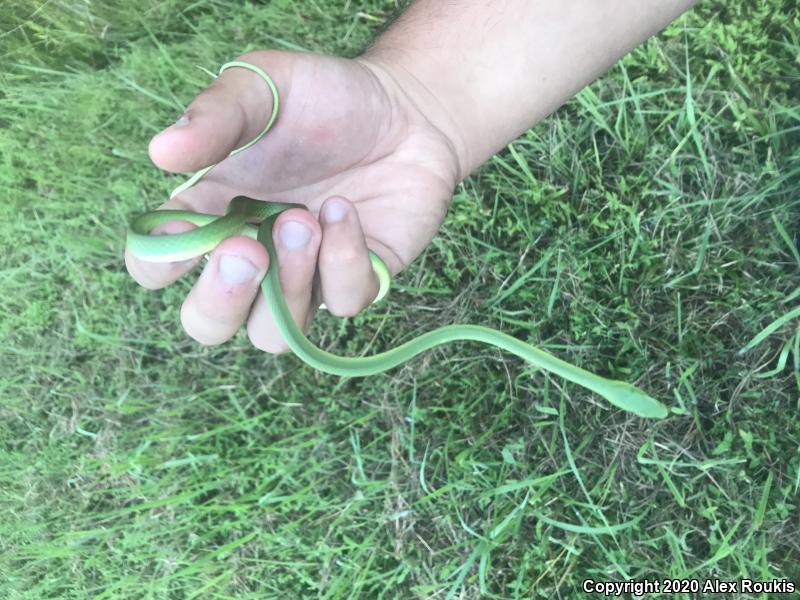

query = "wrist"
[[356, 49, 473, 182]]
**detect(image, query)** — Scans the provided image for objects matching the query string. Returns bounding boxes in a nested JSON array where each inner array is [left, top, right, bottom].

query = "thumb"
[[148, 51, 293, 174]]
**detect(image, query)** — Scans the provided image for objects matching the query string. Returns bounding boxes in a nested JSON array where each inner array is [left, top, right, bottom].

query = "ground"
[[1, 1, 798, 598]]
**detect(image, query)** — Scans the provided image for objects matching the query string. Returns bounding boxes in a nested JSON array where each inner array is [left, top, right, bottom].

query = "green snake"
[[127, 61, 668, 419]]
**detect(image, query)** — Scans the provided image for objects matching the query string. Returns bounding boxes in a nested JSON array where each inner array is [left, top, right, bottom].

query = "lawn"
[[1, 0, 798, 598]]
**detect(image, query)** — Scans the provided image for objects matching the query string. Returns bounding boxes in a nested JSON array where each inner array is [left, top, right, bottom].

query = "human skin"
[[125, 0, 696, 353]]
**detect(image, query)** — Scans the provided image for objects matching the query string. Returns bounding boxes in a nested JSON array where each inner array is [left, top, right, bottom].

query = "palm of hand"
[[170, 51, 460, 276]]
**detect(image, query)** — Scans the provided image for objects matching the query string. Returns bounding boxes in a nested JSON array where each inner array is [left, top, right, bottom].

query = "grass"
[[1, 0, 799, 597]]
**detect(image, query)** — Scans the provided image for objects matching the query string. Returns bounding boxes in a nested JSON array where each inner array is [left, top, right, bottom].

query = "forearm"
[[361, 0, 696, 179]]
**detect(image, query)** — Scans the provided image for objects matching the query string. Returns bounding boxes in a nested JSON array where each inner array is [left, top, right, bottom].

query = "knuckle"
[[235, 51, 257, 63], [134, 275, 165, 291], [235, 50, 270, 65], [184, 330, 221, 347], [125, 254, 167, 290], [180, 323, 220, 347], [246, 323, 290, 355], [324, 299, 366, 319], [180, 303, 225, 346]]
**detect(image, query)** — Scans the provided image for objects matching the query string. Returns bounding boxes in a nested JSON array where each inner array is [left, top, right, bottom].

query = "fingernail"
[[324, 198, 347, 223], [219, 254, 257, 285], [174, 114, 190, 127], [280, 221, 311, 250]]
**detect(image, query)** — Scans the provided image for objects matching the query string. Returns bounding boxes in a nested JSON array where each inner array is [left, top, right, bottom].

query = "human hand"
[[125, 50, 461, 352]]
